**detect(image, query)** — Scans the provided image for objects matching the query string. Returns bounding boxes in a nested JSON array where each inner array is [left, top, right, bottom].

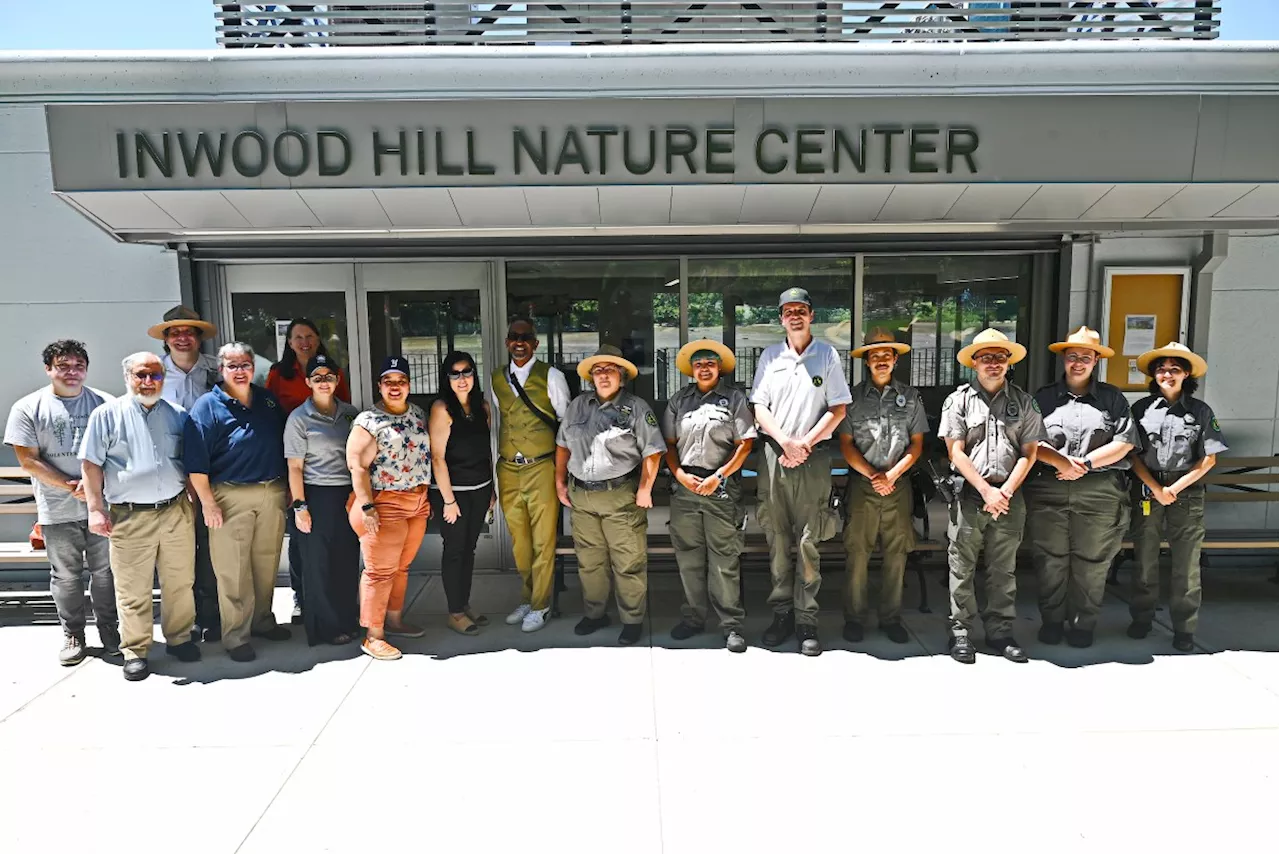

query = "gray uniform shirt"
[[1034, 377, 1140, 472], [662, 380, 757, 471], [162, 353, 221, 411], [284, 398, 360, 486], [4, 386, 113, 524], [1132, 395, 1228, 473], [79, 396, 189, 506], [749, 338, 853, 439], [837, 379, 929, 472], [557, 389, 665, 482], [939, 380, 1048, 484]]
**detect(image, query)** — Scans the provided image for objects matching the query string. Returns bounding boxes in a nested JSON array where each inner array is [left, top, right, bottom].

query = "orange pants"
[[349, 487, 429, 630]]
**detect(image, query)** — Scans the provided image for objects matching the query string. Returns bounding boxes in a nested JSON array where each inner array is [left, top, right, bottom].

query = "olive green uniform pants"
[[842, 475, 915, 626], [1130, 486, 1206, 633], [757, 444, 837, 627], [497, 459, 559, 612], [947, 489, 1026, 640], [1025, 471, 1130, 632], [668, 479, 745, 633], [569, 482, 648, 625]]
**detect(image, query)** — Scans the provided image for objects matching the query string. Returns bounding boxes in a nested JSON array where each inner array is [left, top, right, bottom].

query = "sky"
[[0, 0, 1275, 50]]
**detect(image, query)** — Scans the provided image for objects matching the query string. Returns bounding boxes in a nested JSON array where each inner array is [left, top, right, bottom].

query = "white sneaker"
[[505, 603, 532, 625], [521, 608, 550, 633]]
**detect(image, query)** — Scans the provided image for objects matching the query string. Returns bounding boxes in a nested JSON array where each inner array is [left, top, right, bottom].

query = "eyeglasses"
[[51, 362, 87, 373], [1063, 354, 1097, 365], [448, 368, 475, 381], [507, 332, 536, 343], [1154, 365, 1186, 376], [974, 353, 1010, 365], [590, 366, 620, 378], [223, 362, 254, 373], [131, 371, 164, 382], [309, 373, 338, 384]]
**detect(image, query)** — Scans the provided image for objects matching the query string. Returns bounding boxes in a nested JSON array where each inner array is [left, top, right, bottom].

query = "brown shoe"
[[447, 614, 479, 636], [463, 608, 490, 627], [361, 638, 402, 661], [385, 621, 426, 639]]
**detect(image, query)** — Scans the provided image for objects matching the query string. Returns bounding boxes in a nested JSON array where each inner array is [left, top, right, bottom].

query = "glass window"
[[686, 258, 855, 393], [505, 259, 680, 408], [230, 292, 351, 387], [366, 290, 483, 411]]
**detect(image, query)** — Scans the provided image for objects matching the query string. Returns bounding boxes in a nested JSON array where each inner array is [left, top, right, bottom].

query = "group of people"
[[3, 287, 1227, 678]]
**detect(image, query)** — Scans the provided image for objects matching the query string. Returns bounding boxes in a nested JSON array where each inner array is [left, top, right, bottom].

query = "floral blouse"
[[354, 403, 431, 491]]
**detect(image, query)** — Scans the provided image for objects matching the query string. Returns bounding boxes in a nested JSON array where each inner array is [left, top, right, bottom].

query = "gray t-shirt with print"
[[4, 386, 114, 524]]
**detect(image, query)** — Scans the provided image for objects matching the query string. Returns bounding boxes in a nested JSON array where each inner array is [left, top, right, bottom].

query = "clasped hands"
[[981, 484, 1015, 519], [676, 469, 724, 497], [779, 436, 812, 469]]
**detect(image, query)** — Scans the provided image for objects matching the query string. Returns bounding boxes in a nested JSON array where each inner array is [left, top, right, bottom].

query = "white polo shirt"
[[749, 337, 852, 438]]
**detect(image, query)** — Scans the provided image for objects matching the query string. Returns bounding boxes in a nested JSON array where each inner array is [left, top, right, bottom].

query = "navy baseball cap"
[[305, 354, 336, 377], [379, 356, 410, 379], [778, 287, 812, 309]]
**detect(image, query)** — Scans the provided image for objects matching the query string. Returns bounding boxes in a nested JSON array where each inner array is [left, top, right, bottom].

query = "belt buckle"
[[514, 452, 527, 465]]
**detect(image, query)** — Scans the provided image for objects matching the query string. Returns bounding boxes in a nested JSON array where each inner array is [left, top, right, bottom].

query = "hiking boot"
[[59, 634, 86, 666], [881, 622, 910, 644], [949, 636, 976, 665], [1038, 622, 1065, 645], [762, 611, 795, 647], [1066, 628, 1094, 649], [842, 620, 865, 643], [1126, 621, 1152, 639], [1172, 632, 1195, 653]]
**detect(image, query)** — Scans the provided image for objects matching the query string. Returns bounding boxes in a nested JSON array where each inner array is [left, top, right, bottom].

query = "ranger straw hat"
[[675, 339, 736, 377], [1136, 341, 1207, 378], [956, 328, 1027, 368], [577, 344, 639, 381], [1049, 326, 1114, 359]]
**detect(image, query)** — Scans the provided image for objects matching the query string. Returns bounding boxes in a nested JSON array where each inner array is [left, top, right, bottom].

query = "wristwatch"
[[1084, 458, 1094, 472], [361, 502, 377, 512], [290, 500, 307, 511]]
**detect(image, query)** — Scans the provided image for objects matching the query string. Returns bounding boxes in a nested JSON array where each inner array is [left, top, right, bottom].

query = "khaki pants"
[[947, 489, 1026, 640], [108, 499, 196, 660], [209, 481, 287, 650], [569, 482, 648, 624], [1025, 471, 1129, 632], [842, 475, 915, 626], [757, 444, 837, 626], [349, 487, 429, 631], [498, 459, 559, 611], [668, 479, 745, 633], [1130, 486, 1206, 633]]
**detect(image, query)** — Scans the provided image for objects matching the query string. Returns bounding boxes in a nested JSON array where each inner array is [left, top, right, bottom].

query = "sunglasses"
[[132, 371, 164, 382], [507, 332, 536, 343], [448, 368, 475, 381]]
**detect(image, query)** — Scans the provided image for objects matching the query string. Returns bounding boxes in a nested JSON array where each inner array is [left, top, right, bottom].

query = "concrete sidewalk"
[[1, 566, 1276, 854]]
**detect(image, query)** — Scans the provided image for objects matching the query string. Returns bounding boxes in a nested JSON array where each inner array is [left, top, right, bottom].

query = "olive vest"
[[492, 360, 557, 460]]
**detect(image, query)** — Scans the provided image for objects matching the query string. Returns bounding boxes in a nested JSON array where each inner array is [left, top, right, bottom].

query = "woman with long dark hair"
[[428, 351, 495, 636], [1127, 342, 1228, 652]]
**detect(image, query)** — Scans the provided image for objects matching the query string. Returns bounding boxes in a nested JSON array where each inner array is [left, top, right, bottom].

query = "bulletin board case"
[[1101, 267, 1191, 392]]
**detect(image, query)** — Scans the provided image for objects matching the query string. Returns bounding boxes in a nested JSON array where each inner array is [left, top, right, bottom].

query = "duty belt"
[[1153, 469, 1190, 486], [570, 471, 637, 492], [501, 451, 554, 466], [111, 492, 184, 512]]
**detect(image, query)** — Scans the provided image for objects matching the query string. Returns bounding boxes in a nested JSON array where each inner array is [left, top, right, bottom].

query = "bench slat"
[[1216, 456, 1279, 470], [1207, 474, 1277, 486], [0, 505, 37, 515], [0, 484, 35, 496]]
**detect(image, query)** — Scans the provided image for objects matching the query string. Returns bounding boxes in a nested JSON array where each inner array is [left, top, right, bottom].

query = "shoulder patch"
[[1211, 417, 1220, 431], [942, 396, 954, 411], [1031, 398, 1041, 414], [645, 411, 657, 427], [812, 376, 823, 388]]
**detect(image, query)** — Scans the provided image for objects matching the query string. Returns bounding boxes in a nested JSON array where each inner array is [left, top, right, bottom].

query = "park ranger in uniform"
[[663, 339, 756, 653], [837, 329, 927, 645], [491, 317, 571, 633], [750, 287, 851, 657], [939, 328, 1047, 665], [1127, 342, 1227, 653], [555, 344, 665, 646], [1026, 327, 1139, 649]]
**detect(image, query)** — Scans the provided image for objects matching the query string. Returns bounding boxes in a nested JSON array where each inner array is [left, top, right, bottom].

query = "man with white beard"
[[80, 352, 200, 682]]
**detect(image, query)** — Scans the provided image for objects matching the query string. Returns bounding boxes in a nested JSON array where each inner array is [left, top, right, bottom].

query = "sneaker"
[[1126, 621, 1152, 639], [1038, 622, 1065, 645], [949, 635, 977, 665], [99, 625, 122, 657], [59, 634, 86, 667], [762, 611, 795, 647], [725, 631, 748, 653], [796, 624, 822, 657], [521, 608, 550, 633], [291, 604, 303, 625], [670, 621, 704, 641], [361, 637, 402, 661], [506, 603, 533, 625]]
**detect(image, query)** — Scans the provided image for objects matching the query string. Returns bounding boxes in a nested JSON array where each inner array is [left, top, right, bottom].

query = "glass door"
[[356, 262, 500, 571]]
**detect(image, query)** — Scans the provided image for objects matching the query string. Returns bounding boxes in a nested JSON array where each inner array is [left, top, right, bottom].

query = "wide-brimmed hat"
[[675, 339, 736, 377], [1137, 341, 1207, 378], [1049, 326, 1114, 359], [577, 344, 638, 381], [147, 305, 217, 341], [851, 328, 911, 359], [957, 328, 1027, 368]]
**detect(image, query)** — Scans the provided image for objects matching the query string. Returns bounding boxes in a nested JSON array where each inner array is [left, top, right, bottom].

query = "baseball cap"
[[305, 354, 336, 377], [778, 287, 812, 309], [379, 356, 411, 380]]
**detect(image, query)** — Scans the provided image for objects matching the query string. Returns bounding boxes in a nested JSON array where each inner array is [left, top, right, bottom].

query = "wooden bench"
[[0, 466, 47, 566]]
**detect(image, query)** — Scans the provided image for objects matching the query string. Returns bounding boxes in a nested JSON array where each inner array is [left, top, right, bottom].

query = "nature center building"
[[1, 4, 1276, 568]]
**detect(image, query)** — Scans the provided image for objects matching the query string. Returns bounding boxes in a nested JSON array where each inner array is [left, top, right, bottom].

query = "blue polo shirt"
[[183, 384, 287, 484]]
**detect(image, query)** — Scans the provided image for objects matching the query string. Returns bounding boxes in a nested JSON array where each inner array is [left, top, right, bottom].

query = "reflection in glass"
[[366, 290, 483, 411], [230, 292, 350, 386], [505, 259, 680, 408], [686, 258, 855, 392]]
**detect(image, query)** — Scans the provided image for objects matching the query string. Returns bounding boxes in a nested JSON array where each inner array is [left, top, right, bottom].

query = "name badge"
[[896, 394, 907, 408], [1006, 403, 1019, 418]]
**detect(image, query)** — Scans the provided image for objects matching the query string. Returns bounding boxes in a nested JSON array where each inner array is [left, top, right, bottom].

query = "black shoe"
[[797, 624, 821, 657], [252, 625, 292, 642], [202, 627, 222, 643], [291, 603, 304, 625], [882, 622, 910, 644], [618, 623, 643, 646], [573, 615, 610, 636], [122, 659, 149, 681], [669, 621, 703, 641], [1038, 622, 1065, 645], [725, 631, 748, 653], [227, 643, 257, 662], [986, 636, 1029, 663], [762, 611, 795, 647], [1066, 628, 1094, 649], [842, 620, 865, 643], [1172, 632, 1195, 652], [948, 636, 976, 664], [165, 641, 202, 663], [1126, 621, 1152, 639]]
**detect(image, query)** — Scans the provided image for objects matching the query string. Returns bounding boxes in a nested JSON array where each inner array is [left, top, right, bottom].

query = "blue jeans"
[[42, 520, 117, 637]]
